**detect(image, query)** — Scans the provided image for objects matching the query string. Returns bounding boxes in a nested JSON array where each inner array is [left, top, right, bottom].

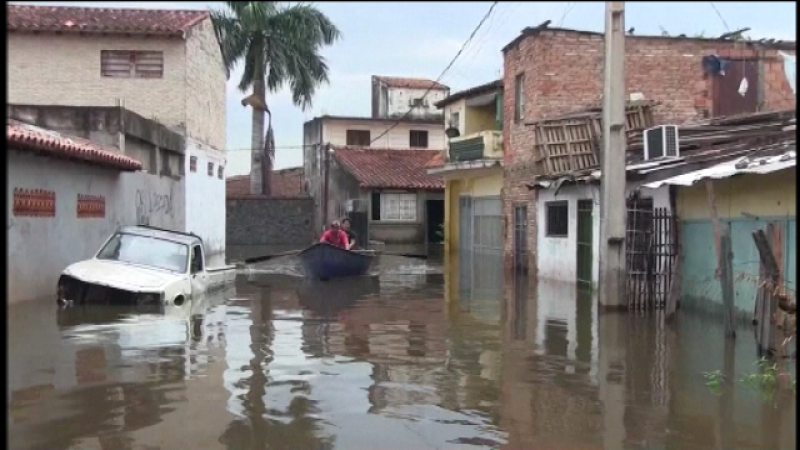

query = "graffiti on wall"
[[135, 188, 173, 226]]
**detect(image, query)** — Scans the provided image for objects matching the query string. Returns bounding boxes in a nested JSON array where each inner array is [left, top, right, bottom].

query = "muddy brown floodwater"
[[7, 254, 797, 450]]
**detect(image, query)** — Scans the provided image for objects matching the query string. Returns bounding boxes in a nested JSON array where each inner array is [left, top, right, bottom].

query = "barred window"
[[545, 201, 569, 237]]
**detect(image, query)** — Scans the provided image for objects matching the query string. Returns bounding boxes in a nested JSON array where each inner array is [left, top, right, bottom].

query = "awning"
[[642, 151, 796, 189]]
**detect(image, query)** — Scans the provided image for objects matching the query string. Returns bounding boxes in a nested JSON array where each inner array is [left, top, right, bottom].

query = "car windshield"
[[96, 233, 189, 273]]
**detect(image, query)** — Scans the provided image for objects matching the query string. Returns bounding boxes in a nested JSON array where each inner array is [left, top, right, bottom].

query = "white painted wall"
[[323, 119, 446, 150], [385, 87, 448, 119], [7, 151, 185, 304], [184, 137, 227, 257], [536, 182, 670, 286]]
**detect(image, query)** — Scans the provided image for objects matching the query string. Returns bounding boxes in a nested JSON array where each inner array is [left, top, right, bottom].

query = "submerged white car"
[[57, 226, 235, 308]]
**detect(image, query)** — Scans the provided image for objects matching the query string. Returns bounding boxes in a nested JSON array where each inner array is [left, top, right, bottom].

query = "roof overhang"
[[642, 151, 796, 189], [426, 159, 503, 176]]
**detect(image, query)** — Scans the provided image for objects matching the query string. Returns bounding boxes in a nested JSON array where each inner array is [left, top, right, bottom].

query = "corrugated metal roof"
[[643, 151, 796, 188]]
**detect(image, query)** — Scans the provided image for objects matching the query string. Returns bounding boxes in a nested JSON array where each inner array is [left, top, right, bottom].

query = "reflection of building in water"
[[447, 249, 504, 325]]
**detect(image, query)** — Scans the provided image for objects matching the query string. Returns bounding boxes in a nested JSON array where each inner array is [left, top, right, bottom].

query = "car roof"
[[119, 226, 201, 246]]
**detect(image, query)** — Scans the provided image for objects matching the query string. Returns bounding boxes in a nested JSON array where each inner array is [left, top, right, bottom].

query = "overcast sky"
[[12, 1, 797, 175]]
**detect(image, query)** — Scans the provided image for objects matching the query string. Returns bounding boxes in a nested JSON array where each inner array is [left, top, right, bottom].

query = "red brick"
[[501, 29, 796, 270]]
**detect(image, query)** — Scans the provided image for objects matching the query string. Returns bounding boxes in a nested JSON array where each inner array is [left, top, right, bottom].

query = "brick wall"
[[501, 28, 796, 270], [184, 17, 227, 151], [8, 22, 226, 151]]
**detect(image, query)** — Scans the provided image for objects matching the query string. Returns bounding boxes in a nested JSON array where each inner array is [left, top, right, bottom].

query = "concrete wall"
[[501, 28, 796, 268], [8, 151, 185, 304], [536, 183, 670, 286], [183, 17, 227, 151], [8, 18, 226, 151], [8, 33, 187, 133], [225, 197, 314, 256], [384, 86, 447, 120], [677, 169, 796, 318], [185, 137, 227, 257]]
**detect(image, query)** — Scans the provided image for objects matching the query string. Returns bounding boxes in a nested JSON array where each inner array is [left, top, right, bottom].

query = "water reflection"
[[7, 254, 797, 450]]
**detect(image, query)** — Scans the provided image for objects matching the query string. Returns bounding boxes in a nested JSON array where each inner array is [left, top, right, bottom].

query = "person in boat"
[[340, 218, 357, 250], [320, 220, 349, 249]]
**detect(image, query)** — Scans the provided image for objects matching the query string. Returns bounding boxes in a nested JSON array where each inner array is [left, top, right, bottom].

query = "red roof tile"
[[7, 4, 209, 37], [425, 151, 446, 169], [332, 147, 444, 190], [226, 168, 308, 198], [374, 76, 449, 91], [7, 121, 142, 171]]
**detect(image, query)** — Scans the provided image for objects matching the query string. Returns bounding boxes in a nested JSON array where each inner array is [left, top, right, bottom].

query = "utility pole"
[[322, 143, 331, 229], [599, 1, 627, 310]]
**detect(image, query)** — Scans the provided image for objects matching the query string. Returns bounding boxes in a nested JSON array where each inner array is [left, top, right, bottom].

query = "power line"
[[708, 2, 731, 32], [368, 1, 500, 145]]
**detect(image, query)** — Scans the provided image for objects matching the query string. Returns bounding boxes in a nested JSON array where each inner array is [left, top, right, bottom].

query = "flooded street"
[[8, 255, 796, 450]]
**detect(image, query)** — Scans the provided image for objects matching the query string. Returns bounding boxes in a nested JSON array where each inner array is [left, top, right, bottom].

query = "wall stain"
[[135, 189, 173, 226]]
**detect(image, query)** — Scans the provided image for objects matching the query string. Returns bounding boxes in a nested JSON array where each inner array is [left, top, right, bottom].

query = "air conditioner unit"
[[643, 125, 680, 161]]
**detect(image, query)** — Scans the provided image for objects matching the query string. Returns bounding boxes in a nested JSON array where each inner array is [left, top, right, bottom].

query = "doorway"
[[576, 199, 594, 285], [426, 199, 445, 244]]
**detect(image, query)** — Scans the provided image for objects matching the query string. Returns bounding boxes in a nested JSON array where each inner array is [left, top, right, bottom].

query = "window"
[[545, 201, 569, 237], [410, 97, 426, 108], [101, 50, 163, 78], [207, 161, 214, 176], [409, 130, 429, 148], [346, 129, 371, 146], [377, 192, 417, 222], [189, 156, 198, 173], [218, 165, 224, 179], [514, 73, 525, 122], [190, 245, 204, 274], [449, 111, 460, 131]]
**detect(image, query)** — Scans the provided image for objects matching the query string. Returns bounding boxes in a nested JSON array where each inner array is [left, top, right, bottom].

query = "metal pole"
[[599, 1, 627, 310]]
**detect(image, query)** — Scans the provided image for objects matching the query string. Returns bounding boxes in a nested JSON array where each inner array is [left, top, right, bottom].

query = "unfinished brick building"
[[501, 24, 796, 272]]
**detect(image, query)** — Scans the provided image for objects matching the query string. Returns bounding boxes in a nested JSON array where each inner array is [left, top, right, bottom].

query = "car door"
[[189, 244, 208, 298]]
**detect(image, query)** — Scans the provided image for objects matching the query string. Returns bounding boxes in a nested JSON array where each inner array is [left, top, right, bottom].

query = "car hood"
[[63, 259, 183, 291]]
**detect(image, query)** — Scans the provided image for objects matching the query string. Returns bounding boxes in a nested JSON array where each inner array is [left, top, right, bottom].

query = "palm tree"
[[212, 2, 341, 195]]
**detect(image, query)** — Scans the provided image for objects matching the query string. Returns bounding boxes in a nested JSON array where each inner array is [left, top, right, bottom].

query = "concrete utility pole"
[[599, 1, 627, 310]]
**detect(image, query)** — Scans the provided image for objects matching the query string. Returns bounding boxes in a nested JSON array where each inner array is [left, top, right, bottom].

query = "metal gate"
[[473, 197, 503, 254], [576, 199, 594, 285], [513, 204, 528, 273], [626, 197, 678, 310]]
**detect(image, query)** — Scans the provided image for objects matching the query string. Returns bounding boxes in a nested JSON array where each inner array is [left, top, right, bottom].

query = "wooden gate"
[[626, 199, 679, 310]]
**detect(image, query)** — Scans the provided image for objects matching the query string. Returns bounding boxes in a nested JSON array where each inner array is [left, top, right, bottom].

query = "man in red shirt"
[[320, 220, 350, 249]]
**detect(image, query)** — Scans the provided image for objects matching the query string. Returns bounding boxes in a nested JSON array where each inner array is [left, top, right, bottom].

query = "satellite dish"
[[445, 127, 460, 139]]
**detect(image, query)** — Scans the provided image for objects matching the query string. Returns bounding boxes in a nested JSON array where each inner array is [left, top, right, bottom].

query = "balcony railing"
[[448, 130, 503, 162]]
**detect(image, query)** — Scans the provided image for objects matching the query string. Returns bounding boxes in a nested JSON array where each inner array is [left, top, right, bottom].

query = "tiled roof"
[[425, 151, 446, 168], [374, 76, 449, 91], [7, 120, 142, 171], [226, 167, 308, 198], [332, 147, 444, 190], [7, 4, 209, 37]]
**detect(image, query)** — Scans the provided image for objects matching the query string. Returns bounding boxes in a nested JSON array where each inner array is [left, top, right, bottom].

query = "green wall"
[[680, 217, 796, 320]]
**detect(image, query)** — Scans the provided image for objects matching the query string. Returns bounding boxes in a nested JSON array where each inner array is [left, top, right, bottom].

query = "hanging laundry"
[[738, 77, 749, 97], [778, 51, 796, 95], [701, 55, 730, 76]]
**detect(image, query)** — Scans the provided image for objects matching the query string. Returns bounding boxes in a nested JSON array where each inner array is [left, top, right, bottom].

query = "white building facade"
[[7, 4, 227, 257]]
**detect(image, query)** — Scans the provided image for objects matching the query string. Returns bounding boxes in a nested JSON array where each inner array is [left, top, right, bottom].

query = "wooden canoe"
[[297, 242, 376, 279]]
